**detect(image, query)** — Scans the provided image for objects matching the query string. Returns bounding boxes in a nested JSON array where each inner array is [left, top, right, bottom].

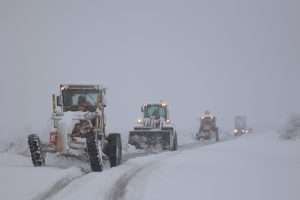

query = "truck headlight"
[[137, 119, 143, 124], [234, 129, 238, 133]]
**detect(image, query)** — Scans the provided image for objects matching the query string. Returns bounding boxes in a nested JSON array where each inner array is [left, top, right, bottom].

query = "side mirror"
[[57, 95, 62, 107], [141, 106, 144, 112]]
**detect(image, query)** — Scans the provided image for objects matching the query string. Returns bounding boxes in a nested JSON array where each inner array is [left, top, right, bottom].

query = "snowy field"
[[0, 131, 299, 200]]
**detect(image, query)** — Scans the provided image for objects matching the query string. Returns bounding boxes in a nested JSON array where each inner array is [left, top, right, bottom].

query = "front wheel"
[[86, 133, 103, 172], [215, 128, 219, 142], [172, 132, 177, 151], [28, 134, 45, 167], [106, 133, 122, 167]]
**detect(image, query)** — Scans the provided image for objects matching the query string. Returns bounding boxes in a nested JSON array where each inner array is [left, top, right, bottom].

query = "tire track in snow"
[[107, 137, 235, 200], [107, 156, 175, 200], [106, 158, 169, 200], [106, 166, 145, 200], [32, 168, 86, 200]]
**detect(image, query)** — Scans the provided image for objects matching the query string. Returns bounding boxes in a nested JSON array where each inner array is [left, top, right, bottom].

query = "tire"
[[28, 134, 45, 167], [86, 132, 103, 172], [215, 128, 219, 142], [106, 133, 122, 167], [172, 132, 177, 151]]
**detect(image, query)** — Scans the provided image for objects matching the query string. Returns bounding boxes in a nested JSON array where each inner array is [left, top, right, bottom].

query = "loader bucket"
[[128, 130, 171, 150]]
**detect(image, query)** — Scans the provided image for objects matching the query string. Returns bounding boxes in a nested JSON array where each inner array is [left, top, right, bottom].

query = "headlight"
[[166, 119, 170, 123], [234, 129, 238, 133], [137, 119, 143, 124]]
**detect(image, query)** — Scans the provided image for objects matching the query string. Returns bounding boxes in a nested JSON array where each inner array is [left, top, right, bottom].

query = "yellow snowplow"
[[196, 111, 219, 142]]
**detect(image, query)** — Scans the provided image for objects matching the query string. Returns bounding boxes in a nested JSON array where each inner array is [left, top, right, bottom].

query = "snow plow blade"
[[128, 130, 171, 150]]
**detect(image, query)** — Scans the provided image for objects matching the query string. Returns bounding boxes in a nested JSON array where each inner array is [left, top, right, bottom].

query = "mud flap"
[[128, 130, 171, 150]]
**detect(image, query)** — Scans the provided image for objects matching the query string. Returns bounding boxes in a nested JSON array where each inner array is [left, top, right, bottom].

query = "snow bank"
[[0, 125, 51, 156], [279, 114, 300, 140], [0, 127, 30, 156]]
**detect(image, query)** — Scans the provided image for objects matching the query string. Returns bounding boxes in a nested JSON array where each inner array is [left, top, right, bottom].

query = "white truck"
[[234, 116, 248, 136]]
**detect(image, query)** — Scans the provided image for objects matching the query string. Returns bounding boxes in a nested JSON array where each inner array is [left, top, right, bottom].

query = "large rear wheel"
[[86, 133, 103, 172], [28, 134, 45, 167], [106, 133, 122, 167]]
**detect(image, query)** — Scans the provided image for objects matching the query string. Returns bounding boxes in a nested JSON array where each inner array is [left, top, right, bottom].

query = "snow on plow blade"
[[196, 132, 211, 140], [128, 130, 171, 150]]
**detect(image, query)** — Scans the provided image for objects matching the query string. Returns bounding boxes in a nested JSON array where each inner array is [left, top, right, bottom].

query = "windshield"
[[201, 116, 215, 125], [144, 105, 167, 119], [62, 89, 98, 111]]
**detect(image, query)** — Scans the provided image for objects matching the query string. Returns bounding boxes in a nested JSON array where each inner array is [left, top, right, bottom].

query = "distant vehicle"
[[196, 111, 219, 142], [128, 101, 177, 151], [234, 116, 248, 136], [27, 84, 122, 172]]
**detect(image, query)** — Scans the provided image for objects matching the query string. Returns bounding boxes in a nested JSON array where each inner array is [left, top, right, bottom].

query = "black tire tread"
[[28, 134, 45, 167], [106, 133, 122, 167], [86, 133, 103, 172]]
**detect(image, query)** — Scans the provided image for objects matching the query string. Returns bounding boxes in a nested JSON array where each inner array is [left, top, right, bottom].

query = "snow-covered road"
[[1, 132, 299, 200], [122, 132, 300, 200]]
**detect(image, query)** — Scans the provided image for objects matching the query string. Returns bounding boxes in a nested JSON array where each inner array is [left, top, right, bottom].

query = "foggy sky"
[[0, 0, 299, 137]]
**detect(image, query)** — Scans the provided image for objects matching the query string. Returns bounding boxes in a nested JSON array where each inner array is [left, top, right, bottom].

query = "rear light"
[[50, 131, 57, 145]]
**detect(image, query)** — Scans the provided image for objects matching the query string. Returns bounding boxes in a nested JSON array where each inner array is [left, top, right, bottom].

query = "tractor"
[[128, 101, 177, 151], [27, 84, 122, 172]]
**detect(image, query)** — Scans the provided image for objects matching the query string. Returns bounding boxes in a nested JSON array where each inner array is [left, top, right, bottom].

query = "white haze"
[[0, 0, 300, 138]]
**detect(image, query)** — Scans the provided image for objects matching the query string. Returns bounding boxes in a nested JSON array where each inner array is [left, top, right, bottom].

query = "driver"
[[78, 95, 91, 107], [152, 109, 160, 120]]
